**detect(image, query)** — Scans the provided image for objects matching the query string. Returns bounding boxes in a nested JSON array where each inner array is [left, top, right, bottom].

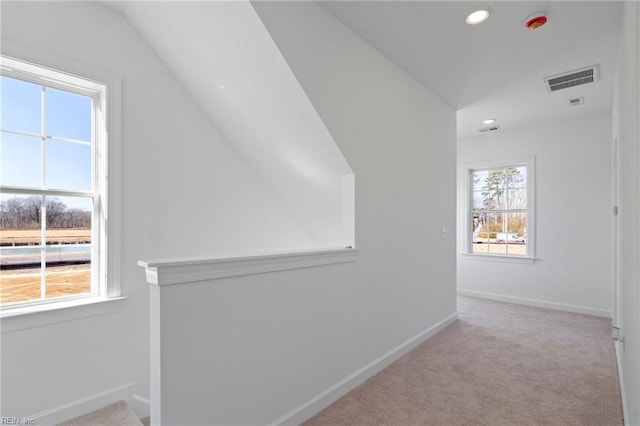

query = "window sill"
[[0, 296, 126, 333], [138, 247, 359, 286], [460, 253, 537, 264]]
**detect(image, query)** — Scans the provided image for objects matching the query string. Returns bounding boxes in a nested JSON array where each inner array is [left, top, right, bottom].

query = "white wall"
[[253, 0, 457, 356], [149, 1, 457, 424], [613, 1, 640, 423], [0, 1, 457, 423], [457, 114, 613, 316], [0, 2, 315, 422], [120, 1, 355, 249]]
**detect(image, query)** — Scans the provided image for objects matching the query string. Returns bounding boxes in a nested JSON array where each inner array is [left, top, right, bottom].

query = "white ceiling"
[[320, 1, 623, 139], [104, 0, 623, 140]]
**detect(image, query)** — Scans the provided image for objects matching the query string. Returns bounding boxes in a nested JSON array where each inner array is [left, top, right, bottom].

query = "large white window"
[[466, 157, 535, 261], [0, 55, 119, 314]]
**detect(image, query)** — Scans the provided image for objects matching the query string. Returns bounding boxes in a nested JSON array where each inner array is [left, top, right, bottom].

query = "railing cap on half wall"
[[137, 247, 359, 286]]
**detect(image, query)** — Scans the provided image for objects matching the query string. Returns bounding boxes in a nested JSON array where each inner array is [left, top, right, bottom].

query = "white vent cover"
[[568, 97, 584, 106], [544, 64, 600, 92], [479, 125, 501, 133]]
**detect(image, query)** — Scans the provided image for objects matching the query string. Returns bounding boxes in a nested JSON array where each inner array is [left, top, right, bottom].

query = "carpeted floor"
[[57, 401, 142, 426], [305, 296, 623, 426]]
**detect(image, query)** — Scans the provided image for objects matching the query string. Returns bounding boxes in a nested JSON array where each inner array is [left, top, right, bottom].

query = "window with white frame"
[[0, 55, 116, 311], [468, 157, 535, 258]]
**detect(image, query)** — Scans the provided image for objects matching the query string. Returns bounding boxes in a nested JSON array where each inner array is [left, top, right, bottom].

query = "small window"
[[0, 56, 117, 312], [467, 157, 535, 259]]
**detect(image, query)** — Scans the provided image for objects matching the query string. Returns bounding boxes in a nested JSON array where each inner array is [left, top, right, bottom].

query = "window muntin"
[[0, 57, 108, 309], [469, 162, 533, 258]]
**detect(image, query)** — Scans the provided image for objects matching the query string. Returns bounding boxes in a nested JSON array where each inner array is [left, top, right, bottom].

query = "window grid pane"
[[0, 194, 43, 304], [0, 75, 41, 135], [470, 165, 528, 257], [1, 57, 104, 308], [45, 139, 92, 191], [0, 132, 42, 188], [45, 196, 92, 300], [45, 87, 92, 142]]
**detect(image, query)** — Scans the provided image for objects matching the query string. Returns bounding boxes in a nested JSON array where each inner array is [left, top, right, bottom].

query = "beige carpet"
[[57, 401, 142, 426], [305, 296, 623, 426]]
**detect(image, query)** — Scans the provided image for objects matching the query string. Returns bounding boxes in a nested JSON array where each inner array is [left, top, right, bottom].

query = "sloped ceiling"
[[320, 1, 622, 138], [109, 1, 623, 141], [108, 1, 354, 248]]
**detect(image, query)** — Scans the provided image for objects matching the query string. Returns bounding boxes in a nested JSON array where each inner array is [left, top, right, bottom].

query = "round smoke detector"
[[525, 12, 548, 30]]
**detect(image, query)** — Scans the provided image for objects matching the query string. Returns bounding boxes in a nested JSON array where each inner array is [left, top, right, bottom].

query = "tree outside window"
[[471, 165, 528, 256]]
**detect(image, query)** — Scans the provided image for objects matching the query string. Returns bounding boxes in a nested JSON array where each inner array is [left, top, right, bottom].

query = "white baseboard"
[[128, 394, 150, 420], [270, 312, 459, 425], [458, 289, 611, 318], [615, 342, 629, 425], [30, 383, 135, 425]]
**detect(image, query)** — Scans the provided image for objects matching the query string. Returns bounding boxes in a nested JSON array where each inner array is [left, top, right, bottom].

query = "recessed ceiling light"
[[466, 9, 490, 25], [483, 119, 496, 125]]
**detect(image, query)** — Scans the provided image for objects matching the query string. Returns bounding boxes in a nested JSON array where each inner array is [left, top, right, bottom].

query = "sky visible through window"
[[1, 72, 96, 305], [1, 75, 92, 209]]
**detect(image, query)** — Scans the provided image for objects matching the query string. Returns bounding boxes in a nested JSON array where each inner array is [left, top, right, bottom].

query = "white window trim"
[[1, 296, 126, 333], [0, 45, 122, 319], [462, 156, 536, 263]]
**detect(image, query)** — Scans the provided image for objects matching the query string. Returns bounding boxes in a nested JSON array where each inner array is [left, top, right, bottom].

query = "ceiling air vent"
[[544, 64, 600, 93], [479, 125, 501, 133], [568, 97, 584, 106]]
